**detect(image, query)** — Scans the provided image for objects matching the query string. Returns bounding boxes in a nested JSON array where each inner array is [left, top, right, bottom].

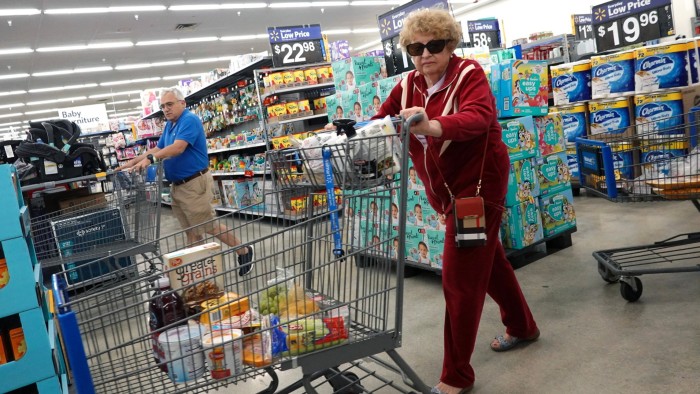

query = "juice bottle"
[[149, 277, 186, 372]]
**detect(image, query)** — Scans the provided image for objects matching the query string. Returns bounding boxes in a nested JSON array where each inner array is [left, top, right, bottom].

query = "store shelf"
[[142, 57, 273, 120], [262, 82, 335, 99], [215, 205, 307, 221], [208, 141, 267, 154], [79, 128, 130, 138], [268, 112, 328, 126], [211, 170, 269, 177], [520, 34, 572, 50]]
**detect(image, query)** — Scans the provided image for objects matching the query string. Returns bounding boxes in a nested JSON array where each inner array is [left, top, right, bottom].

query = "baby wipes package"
[[501, 199, 544, 250], [591, 49, 635, 99], [538, 188, 577, 238], [426, 229, 445, 269], [635, 42, 689, 93], [551, 60, 592, 106], [534, 113, 566, 157], [634, 90, 684, 137], [588, 97, 633, 137], [358, 82, 380, 120], [405, 225, 427, 264], [536, 152, 571, 196], [377, 75, 402, 103], [499, 116, 538, 161], [506, 157, 540, 207], [331, 56, 383, 92], [491, 60, 549, 118]]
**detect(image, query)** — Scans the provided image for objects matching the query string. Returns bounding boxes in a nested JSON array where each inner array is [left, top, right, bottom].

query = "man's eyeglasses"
[[159, 101, 182, 110], [405, 39, 449, 56]]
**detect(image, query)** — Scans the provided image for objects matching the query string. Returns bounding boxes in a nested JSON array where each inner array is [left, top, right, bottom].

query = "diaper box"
[[553, 103, 588, 143], [538, 188, 577, 238], [536, 152, 571, 196], [588, 97, 634, 138], [501, 199, 544, 250], [635, 42, 689, 93], [498, 116, 538, 161], [551, 60, 592, 106], [634, 90, 684, 137], [506, 157, 540, 207], [534, 113, 566, 157], [491, 60, 549, 118], [591, 49, 635, 99], [331, 56, 384, 92]]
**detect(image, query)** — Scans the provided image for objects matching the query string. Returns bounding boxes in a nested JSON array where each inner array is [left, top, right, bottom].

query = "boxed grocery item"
[[501, 199, 543, 250], [534, 113, 566, 157], [538, 188, 577, 238], [536, 152, 571, 196], [164, 242, 224, 304], [491, 59, 549, 118], [499, 116, 538, 161], [635, 42, 689, 93], [551, 60, 592, 106], [506, 157, 540, 207], [220, 180, 239, 208], [426, 229, 445, 269], [331, 56, 383, 92], [358, 82, 380, 120]]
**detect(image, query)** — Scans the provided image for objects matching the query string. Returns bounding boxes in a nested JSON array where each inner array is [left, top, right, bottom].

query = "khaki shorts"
[[170, 172, 216, 235]]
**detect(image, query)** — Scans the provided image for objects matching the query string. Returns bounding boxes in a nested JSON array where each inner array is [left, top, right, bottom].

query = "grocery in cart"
[[576, 110, 700, 301], [52, 115, 431, 393]]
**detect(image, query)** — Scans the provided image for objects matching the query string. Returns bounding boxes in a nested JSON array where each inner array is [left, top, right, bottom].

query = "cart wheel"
[[620, 277, 643, 302], [597, 262, 620, 283], [330, 372, 364, 394]]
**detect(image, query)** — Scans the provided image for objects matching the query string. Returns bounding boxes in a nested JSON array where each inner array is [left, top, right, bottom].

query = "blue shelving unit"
[[0, 164, 61, 393]]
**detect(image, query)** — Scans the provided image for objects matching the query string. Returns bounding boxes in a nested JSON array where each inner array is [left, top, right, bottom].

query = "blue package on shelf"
[[50, 207, 126, 256], [0, 237, 42, 317]]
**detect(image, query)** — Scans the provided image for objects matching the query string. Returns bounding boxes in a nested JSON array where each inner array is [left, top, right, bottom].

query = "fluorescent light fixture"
[[75, 66, 114, 73], [0, 48, 34, 55], [27, 96, 87, 106], [0, 9, 41, 16], [32, 69, 73, 77], [169, 4, 267, 10], [115, 60, 183, 70], [186, 57, 225, 64], [89, 90, 142, 99], [220, 34, 268, 41], [44, 6, 166, 15], [152, 60, 186, 67], [351, 1, 403, 5], [100, 77, 162, 86], [130, 98, 141, 102], [28, 83, 98, 94], [24, 109, 59, 115], [0, 73, 29, 80], [0, 90, 26, 97], [312, 2, 350, 5], [353, 28, 380, 33], [36, 45, 87, 52], [163, 73, 203, 80], [0, 121, 22, 127], [104, 100, 130, 105], [87, 42, 134, 49], [269, 2, 312, 7], [323, 29, 352, 35], [354, 39, 381, 50], [0, 113, 23, 119], [0, 103, 24, 109], [36, 42, 133, 52], [34, 66, 114, 77], [136, 36, 218, 46]]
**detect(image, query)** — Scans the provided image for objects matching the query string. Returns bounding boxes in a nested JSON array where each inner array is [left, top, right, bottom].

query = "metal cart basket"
[[576, 110, 700, 301], [52, 116, 430, 393]]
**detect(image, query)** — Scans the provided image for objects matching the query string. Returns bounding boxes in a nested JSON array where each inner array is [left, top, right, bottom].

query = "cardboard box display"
[[499, 116, 538, 161], [220, 180, 238, 208], [340, 89, 361, 122], [164, 242, 224, 304], [538, 188, 577, 238], [536, 152, 572, 196], [358, 82, 380, 120], [331, 56, 383, 92], [405, 225, 427, 264], [534, 113, 566, 157], [491, 59, 549, 118], [501, 199, 544, 250], [506, 157, 540, 207], [325, 93, 343, 123], [426, 229, 445, 269]]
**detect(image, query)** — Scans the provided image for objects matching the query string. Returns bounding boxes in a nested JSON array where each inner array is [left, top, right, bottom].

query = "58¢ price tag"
[[268, 24, 327, 68], [467, 19, 501, 49], [592, 0, 674, 52]]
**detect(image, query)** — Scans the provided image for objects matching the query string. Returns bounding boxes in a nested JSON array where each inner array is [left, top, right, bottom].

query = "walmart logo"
[[381, 19, 392, 36], [594, 7, 606, 21], [269, 30, 280, 41]]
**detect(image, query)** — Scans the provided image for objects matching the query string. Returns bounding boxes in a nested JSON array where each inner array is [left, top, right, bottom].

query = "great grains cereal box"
[[164, 242, 224, 304]]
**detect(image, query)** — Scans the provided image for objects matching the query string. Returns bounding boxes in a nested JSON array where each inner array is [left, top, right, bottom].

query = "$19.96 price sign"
[[467, 19, 501, 49], [268, 25, 327, 68], [592, 0, 674, 53]]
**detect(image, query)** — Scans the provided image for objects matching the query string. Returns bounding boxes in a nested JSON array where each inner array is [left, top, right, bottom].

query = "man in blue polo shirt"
[[120, 87, 254, 276]]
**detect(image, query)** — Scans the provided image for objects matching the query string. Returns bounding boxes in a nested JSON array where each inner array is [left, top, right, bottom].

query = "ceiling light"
[[220, 34, 268, 41], [0, 73, 29, 80], [269, 2, 313, 8], [27, 97, 87, 106], [100, 77, 162, 86], [115, 60, 183, 70], [169, 4, 267, 11], [28, 83, 98, 94], [350, 1, 403, 5], [355, 39, 381, 50], [353, 28, 380, 33], [44, 6, 166, 15], [36, 45, 87, 52], [0, 90, 26, 97], [87, 42, 134, 49], [152, 60, 185, 67], [36, 42, 133, 52], [32, 69, 73, 77], [89, 90, 142, 99], [104, 100, 130, 105], [0, 9, 41, 16], [24, 109, 59, 115], [163, 73, 204, 80], [0, 48, 34, 55], [186, 57, 225, 64], [136, 36, 218, 46], [324, 29, 352, 35], [0, 103, 24, 109], [34, 66, 114, 77], [75, 66, 114, 73], [312, 1, 349, 5], [130, 98, 141, 102], [0, 113, 24, 119], [0, 121, 22, 127]]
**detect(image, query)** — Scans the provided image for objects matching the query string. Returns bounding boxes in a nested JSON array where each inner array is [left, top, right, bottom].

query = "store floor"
[[157, 194, 700, 394]]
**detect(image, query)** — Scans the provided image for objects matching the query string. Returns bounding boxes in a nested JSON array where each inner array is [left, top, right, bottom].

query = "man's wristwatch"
[[146, 154, 155, 164]]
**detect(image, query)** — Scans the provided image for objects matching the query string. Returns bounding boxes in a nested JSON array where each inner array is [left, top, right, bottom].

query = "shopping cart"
[[25, 165, 163, 289], [576, 111, 700, 301], [52, 115, 431, 393]]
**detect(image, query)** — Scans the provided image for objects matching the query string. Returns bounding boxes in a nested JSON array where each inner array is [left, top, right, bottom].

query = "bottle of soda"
[[149, 277, 186, 372]]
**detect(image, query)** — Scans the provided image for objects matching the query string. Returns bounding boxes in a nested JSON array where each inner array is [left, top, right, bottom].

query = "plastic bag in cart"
[[350, 115, 402, 179]]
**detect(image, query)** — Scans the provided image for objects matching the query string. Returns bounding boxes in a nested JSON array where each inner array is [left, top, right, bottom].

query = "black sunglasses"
[[405, 39, 449, 56]]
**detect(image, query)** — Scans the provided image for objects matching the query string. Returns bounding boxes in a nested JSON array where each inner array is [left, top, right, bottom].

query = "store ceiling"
[[1, 0, 479, 132]]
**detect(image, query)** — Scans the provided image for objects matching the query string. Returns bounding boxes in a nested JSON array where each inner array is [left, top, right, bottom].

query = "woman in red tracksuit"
[[373, 9, 539, 394]]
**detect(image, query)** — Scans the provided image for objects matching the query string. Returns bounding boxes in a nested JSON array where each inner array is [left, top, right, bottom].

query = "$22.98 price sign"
[[466, 19, 501, 49], [592, 0, 674, 53], [268, 25, 326, 68]]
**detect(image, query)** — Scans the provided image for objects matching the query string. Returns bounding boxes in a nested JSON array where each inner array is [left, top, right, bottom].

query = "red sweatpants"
[[440, 203, 538, 388]]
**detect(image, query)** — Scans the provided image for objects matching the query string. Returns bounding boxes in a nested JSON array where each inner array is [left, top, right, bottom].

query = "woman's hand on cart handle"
[[400, 107, 443, 137]]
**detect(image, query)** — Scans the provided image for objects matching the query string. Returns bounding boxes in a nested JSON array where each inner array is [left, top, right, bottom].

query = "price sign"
[[572, 14, 593, 41], [592, 0, 674, 52], [467, 19, 501, 49], [268, 25, 327, 68]]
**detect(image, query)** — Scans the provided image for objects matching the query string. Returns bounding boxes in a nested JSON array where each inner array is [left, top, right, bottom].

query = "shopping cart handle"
[[404, 113, 424, 129], [52, 274, 71, 314]]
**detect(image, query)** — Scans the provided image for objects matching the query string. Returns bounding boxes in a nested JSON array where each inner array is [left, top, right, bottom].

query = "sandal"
[[490, 328, 540, 352], [431, 384, 473, 393]]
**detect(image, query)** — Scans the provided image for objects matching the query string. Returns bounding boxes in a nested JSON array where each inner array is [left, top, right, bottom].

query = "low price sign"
[[467, 19, 501, 49], [592, 0, 674, 52], [267, 24, 326, 68], [572, 14, 593, 41]]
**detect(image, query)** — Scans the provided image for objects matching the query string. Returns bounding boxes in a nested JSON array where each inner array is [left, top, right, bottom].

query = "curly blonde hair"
[[399, 8, 462, 52]]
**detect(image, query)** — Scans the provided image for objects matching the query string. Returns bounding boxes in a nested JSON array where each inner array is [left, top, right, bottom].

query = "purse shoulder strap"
[[430, 136, 488, 199]]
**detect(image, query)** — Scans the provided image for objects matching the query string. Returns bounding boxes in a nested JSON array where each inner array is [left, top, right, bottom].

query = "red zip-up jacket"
[[374, 55, 510, 215]]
